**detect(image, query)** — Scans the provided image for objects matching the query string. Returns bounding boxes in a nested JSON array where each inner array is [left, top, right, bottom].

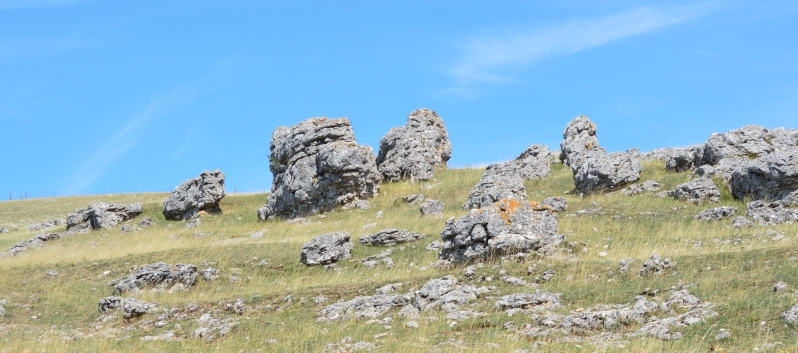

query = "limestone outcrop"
[[163, 170, 225, 220], [376, 108, 452, 182]]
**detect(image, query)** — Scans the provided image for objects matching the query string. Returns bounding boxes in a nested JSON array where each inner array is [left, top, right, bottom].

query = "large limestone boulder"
[[376, 108, 452, 182], [108, 262, 198, 294], [66, 203, 142, 233], [257, 118, 381, 220], [300, 232, 353, 266], [513, 144, 550, 180], [559, 116, 604, 167], [462, 163, 527, 210], [163, 170, 226, 220], [572, 148, 642, 194], [730, 149, 798, 202], [440, 199, 564, 264]]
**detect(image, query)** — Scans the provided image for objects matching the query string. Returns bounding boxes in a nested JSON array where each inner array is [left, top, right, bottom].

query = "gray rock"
[[425, 240, 443, 251], [495, 292, 562, 311], [667, 178, 720, 204], [66, 203, 142, 233], [414, 275, 489, 312], [774, 282, 788, 292], [714, 329, 731, 341], [643, 147, 690, 163], [541, 197, 567, 212], [190, 313, 238, 342], [730, 149, 798, 201], [783, 304, 798, 325], [702, 126, 798, 166], [376, 108, 452, 182], [108, 262, 198, 294], [317, 293, 415, 322], [695, 158, 747, 183], [620, 180, 661, 196], [139, 218, 155, 228], [0, 227, 7, 233], [731, 216, 755, 228], [201, 267, 219, 282], [665, 146, 702, 172], [163, 170, 225, 220], [638, 255, 674, 276], [301, 232, 353, 266], [405, 321, 419, 328], [441, 199, 564, 264], [0, 305, 4, 317], [123, 297, 156, 320], [402, 194, 425, 204], [745, 197, 798, 225], [618, 259, 633, 273], [375, 283, 402, 295], [184, 218, 201, 229], [257, 117, 381, 220], [572, 148, 642, 194], [359, 229, 425, 246], [560, 116, 604, 167], [513, 144, 550, 180], [98, 296, 122, 313], [462, 162, 526, 210], [25, 219, 65, 231], [419, 199, 444, 217], [2, 232, 61, 256], [694, 206, 737, 221], [501, 276, 528, 286]]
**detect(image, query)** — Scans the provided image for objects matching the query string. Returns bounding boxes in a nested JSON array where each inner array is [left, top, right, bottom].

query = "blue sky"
[[1, 1, 797, 197]]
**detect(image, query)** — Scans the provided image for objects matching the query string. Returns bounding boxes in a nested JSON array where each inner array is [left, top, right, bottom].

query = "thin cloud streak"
[[442, 6, 705, 96]]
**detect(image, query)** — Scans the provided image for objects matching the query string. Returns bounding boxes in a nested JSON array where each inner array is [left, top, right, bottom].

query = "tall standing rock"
[[376, 108, 452, 182], [257, 118, 381, 220], [163, 170, 226, 220], [559, 116, 604, 167], [462, 163, 527, 210]]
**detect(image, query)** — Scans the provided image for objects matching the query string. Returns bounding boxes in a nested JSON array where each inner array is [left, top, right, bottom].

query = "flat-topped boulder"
[[301, 232, 353, 266], [440, 199, 564, 264], [257, 117, 381, 220], [376, 108, 452, 182], [572, 148, 642, 194], [66, 203, 142, 233], [163, 170, 225, 220], [730, 149, 798, 202], [462, 162, 526, 210], [359, 229, 425, 246]]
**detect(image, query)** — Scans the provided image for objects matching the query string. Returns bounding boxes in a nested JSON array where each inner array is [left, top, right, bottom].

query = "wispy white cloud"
[[66, 84, 206, 194], [0, 0, 92, 10], [442, 6, 706, 96]]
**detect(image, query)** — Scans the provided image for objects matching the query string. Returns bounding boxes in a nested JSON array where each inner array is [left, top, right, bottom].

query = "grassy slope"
[[0, 162, 796, 352]]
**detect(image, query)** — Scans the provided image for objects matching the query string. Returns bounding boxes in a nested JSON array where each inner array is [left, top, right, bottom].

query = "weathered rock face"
[[620, 180, 661, 196], [694, 206, 737, 222], [694, 158, 747, 183], [300, 232, 353, 266], [638, 255, 675, 276], [163, 170, 225, 220], [420, 200, 444, 217], [665, 146, 702, 173], [573, 149, 642, 194], [376, 108, 452, 182], [462, 163, 526, 210], [123, 297, 156, 319], [730, 149, 798, 202], [98, 296, 122, 313], [359, 229, 425, 246], [667, 178, 720, 204], [317, 293, 415, 322], [66, 203, 142, 232], [745, 196, 798, 225], [783, 304, 798, 326], [257, 118, 381, 220], [514, 144, 550, 180], [440, 199, 564, 264], [560, 116, 604, 167], [108, 263, 198, 294], [541, 197, 567, 212]]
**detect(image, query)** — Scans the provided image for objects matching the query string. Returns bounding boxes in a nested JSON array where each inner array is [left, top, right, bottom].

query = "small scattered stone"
[[774, 282, 788, 292], [419, 200, 444, 217]]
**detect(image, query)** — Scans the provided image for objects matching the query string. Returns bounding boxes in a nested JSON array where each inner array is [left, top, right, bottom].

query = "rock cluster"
[[301, 232, 353, 266], [514, 144, 550, 180], [440, 199, 564, 264], [108, 262, 198, 294], [745, 196, 798, 225], [191, 313, 238, 342], [666, 178, 720, 204], [560, 116, 641, 194], [694, 206, 737, 222], [462, 163, 527, 210], [163, 170, 226, 220], [376, 108, 452, 182], [257, 117, 381, 220], [638, 255, 675, 276], [66, 203, 142, 233], [2, 233, 60, 257], [359, 229, 425, 246]]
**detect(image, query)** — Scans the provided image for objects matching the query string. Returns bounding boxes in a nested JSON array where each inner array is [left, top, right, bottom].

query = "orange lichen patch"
[[495, 199, 523, 225], [528, 201, 551, 211], [197, 210, 209, 216]]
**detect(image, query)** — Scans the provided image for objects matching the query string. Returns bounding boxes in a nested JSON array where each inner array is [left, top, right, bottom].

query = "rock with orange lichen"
[[440, 199, 564, 263], [462, 163, 527, 210]]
